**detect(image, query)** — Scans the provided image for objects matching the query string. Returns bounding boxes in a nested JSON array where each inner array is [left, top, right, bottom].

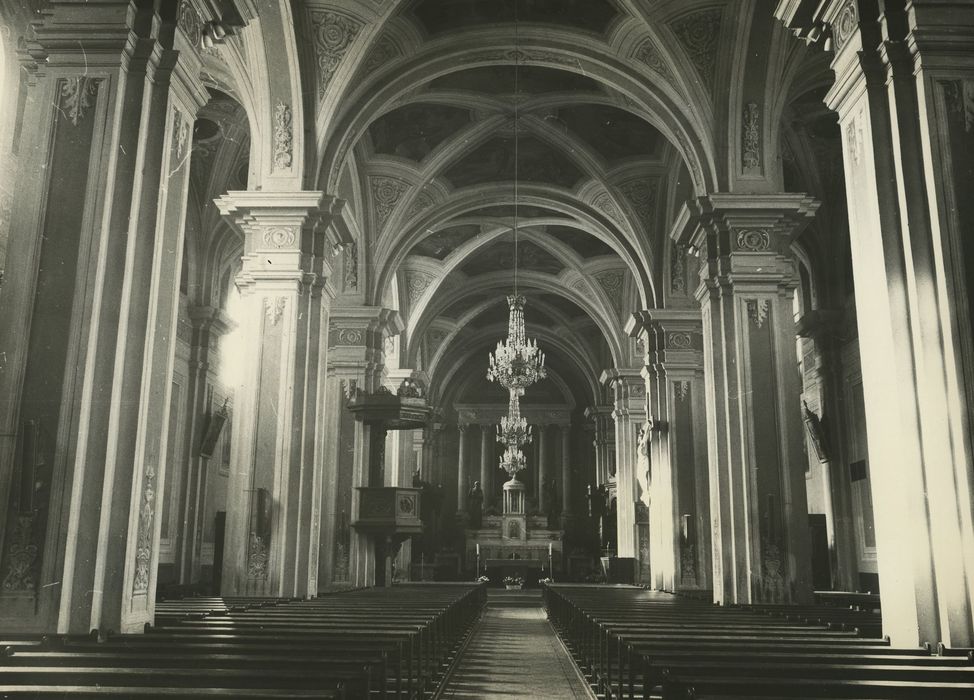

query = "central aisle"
[[439, 589, 595, 700]]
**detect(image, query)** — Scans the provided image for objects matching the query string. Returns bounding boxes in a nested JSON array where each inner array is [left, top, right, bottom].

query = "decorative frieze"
[[742, 102, 760, 170], [273, 101, 293, 170], [666, 331, 693, 350], [310, 9, 364, 98], [132, 462, 156, 595], [330, 326, 366, 346]]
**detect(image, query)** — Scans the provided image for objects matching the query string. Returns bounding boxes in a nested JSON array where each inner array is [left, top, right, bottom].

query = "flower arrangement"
[[540, 577, 553, 585], [503, 575, 524, 588], [477, 575, 490, 583]]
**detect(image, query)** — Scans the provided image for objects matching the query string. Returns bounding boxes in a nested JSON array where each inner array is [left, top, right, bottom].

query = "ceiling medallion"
[[487, 2, 546, 482]]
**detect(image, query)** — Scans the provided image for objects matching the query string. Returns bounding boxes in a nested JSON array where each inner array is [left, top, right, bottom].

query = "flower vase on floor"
[[503, 576, 524, 590]]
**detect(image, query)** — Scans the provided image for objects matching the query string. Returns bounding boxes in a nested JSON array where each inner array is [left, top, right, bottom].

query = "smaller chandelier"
[[499, 445, 526, 477], [497, 390, 532, 447], [487, 295, 547, 393]]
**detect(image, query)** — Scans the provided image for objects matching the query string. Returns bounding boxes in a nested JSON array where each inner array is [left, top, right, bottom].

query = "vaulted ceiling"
[[90, 0, 837, 408]]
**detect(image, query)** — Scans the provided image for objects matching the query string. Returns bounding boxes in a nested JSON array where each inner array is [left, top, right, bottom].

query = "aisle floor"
[[439, 590, 595, 700]]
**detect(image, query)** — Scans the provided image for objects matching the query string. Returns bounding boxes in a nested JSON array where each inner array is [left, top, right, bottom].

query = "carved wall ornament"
[[592, 192, 621, 223], [846, 115, 863, 166], [132, 461, 156, 595], [747, 298, 770, 328], [736, 229, 771, 252], [619, 178, 659, 230], [262, 227, 296, 248], [264, 296, 287, 326], [407, 190, 435, 218], [273, 101, 293, 170], [670, 248, 687, 295], [832, 0, 859, 51], [333, 327, 365, 346], [177, 0, 202, 47], [632, 39, 673, 80], [595, 270, 625, 312], [173, 109, 190, 161], [406, 270, 435, 304], [742, 102, 760, 170], [669, 7, 723, 90], [1, 513, 38, 591], [59, 77, 101, 126], [666, 332, 693, 350], [364, 37, 400, 75], [248, 533, 269, 578], [344, 241, 359, 291], [679, 541, 696, 585], [675, 380, 691, 403], [941, 80, 974, 133], [371, 176, 409, 227], [310, 10, 364, 97]]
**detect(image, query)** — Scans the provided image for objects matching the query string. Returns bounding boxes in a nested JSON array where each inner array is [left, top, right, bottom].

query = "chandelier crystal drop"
[[496, 389, 533, 448]]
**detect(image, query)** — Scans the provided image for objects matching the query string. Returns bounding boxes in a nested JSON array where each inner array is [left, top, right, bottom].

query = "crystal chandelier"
[[499, 445, 526, 478], [486, 6, 546, 396], [496, 389, 533, 447]]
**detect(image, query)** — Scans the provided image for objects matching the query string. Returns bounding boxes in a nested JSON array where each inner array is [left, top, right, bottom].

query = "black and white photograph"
[[0, 0, 973, 697]]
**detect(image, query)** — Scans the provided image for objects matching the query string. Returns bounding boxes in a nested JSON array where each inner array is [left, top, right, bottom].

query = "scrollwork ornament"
[[177, 0, 202, 47], [736, 229, 771, 252], [667, 332, 693, 350], [832, 1, 858, 51], [262, 228, 296, 248], [132, 461, 156, 595], [742, 102, 760, 170], [747, 298, 770, 328], [59, 77, 100, 126], [310, 10, 364, 97], [264, 296, 287, 326], [273, 101, 293, 170]]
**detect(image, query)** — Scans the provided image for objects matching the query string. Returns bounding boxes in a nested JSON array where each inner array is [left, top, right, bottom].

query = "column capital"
[[626, 309, 704, 370]]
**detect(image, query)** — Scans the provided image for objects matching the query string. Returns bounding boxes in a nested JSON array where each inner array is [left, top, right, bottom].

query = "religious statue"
[[602, 490, 617, 551], [587, 483, 605, 521], [636, 423, 651, 508], [467, 481, 484, 528], [543, 477, 560, 528]]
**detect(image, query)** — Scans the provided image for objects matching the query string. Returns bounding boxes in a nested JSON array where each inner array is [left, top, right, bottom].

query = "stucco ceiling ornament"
[[632, 39, 673, 81], [371, 176, 409, 227], [669, 7, 723, 91], [311, 9, 364, 97], [177, 1, 202, 47]]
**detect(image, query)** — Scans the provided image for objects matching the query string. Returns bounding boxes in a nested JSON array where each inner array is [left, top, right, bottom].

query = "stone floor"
[[439, 589, 595, 699]]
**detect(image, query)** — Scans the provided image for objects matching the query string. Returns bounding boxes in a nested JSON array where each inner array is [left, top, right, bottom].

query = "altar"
[[466, 514, 563, 579]]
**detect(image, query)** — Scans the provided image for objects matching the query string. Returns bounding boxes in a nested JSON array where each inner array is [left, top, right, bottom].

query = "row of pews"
[[545, 585, 974, 699], [0, 583, 485, 699]]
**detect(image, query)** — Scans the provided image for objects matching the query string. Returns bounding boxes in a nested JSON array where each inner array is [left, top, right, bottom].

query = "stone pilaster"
[[0, 3, 209, 633], [215, 191, 347, 598], [600, 369, 646, 560], [778, 0, 974, 646], [675, 193, 819, 606], [627, 309, 712, 593], [176, 305, 233, 585], [560, 425, 573, 519], [318, 306, 402, 589], [456, 424, 469, 516], [584, 406, 615, 487]]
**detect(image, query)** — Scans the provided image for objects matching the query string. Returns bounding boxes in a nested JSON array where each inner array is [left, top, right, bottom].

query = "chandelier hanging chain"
[[513, 0, 519, 296]]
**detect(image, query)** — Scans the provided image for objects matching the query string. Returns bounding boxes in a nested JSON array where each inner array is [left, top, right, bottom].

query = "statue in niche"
[[543, 477, 560, 528], [467, 481, 484, 529]]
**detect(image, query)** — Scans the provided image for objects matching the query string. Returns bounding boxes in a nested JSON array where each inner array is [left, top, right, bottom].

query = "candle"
[[476, 543, 480, 556], [548, 542, 552, 556]]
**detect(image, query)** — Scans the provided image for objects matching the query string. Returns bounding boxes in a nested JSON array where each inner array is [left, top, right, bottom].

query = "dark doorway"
[[808, 513, 832, 590], [212, 511, 226, 595]]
